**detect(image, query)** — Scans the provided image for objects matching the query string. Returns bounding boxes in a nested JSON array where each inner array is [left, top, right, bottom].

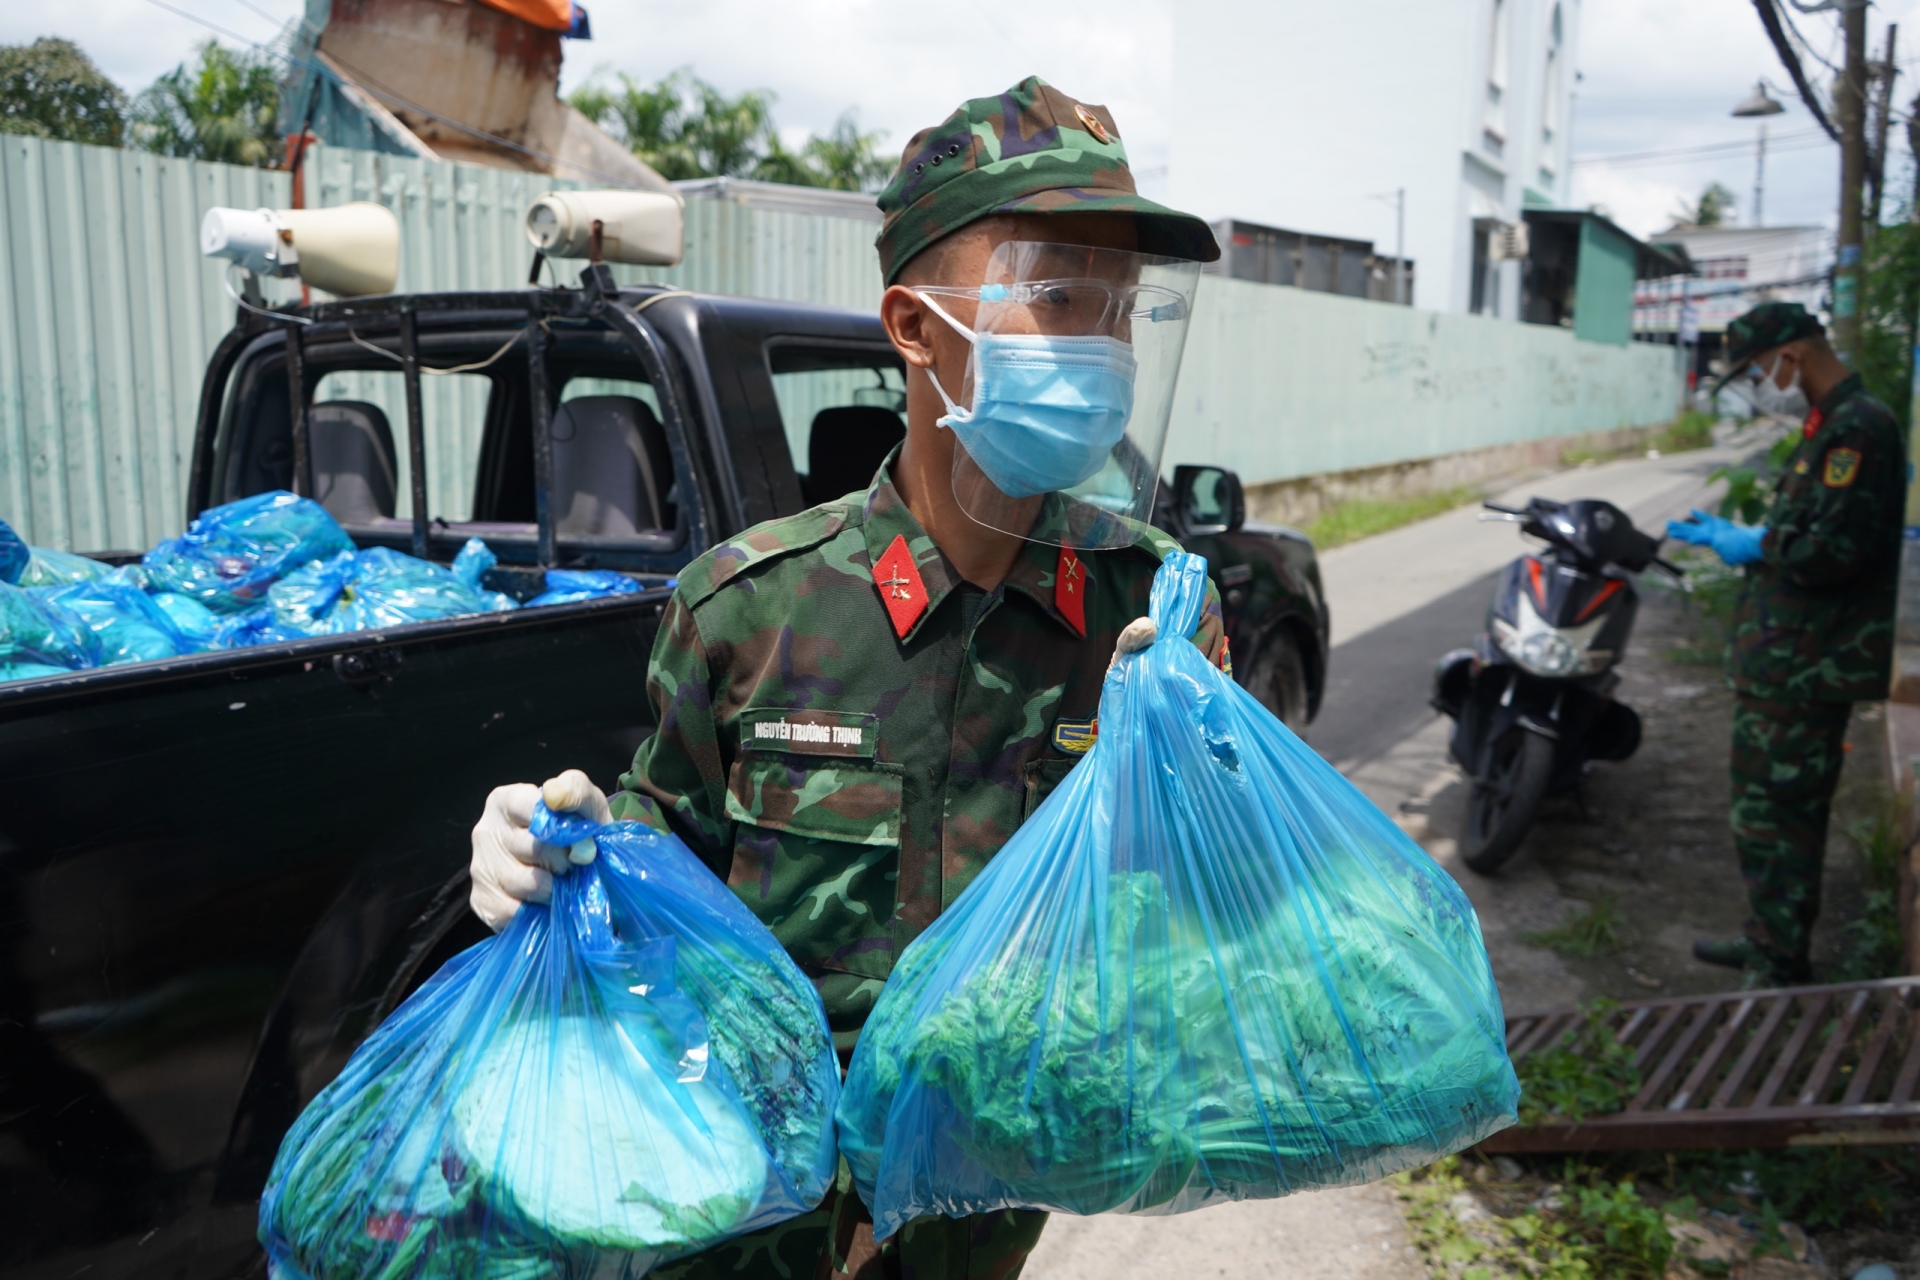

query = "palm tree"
[[133, 41, 280, 167], [798, 112, 891, 192], [570, 68, 889, 190]]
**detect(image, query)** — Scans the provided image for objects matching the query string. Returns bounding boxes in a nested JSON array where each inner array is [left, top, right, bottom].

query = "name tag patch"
[[1052, 717, 1098, 755], [740, 707, 878, 758]]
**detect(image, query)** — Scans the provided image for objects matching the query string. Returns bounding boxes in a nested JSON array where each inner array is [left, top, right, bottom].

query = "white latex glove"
[[1108, 616, 1158, 670], [469, 768, 613, 931]]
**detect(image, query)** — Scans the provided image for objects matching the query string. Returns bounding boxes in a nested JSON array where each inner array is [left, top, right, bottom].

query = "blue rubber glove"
[[1665, 510, 1730, 547], [1710, 522, 1768, 566], [1665, 510, 1767, 565]]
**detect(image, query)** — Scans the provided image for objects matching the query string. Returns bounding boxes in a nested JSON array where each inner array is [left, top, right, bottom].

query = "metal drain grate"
[[1479, 977, 1920, 1152]]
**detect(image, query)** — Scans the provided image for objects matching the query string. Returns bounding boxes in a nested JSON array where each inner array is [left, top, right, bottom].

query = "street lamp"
[[1732, 81, 1786, 227]]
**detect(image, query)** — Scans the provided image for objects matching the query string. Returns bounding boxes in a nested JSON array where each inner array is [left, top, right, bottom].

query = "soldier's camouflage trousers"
[[652, 1166, 1047, 1280], [1728, 693, 1852, 974]]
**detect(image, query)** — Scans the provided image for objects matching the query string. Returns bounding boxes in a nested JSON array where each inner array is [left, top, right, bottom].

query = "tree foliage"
[[0, 37, 128, 147], [132, 40, 280, 167], [570, 68, 891, 192], [1674, 181, 1737, 228], [1856, 208, 1920, 429]]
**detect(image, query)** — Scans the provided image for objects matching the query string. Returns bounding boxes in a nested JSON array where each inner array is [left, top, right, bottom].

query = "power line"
[[1574, 128, 1828, 166]]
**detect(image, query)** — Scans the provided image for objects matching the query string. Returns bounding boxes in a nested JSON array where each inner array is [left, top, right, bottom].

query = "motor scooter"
[[1431, 496, 1680, 873]]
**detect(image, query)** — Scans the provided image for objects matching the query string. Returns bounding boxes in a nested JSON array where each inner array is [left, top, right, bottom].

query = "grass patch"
[[1303, 486, 1477, 549], [1524, 897, 1629, 960], [1653, 409, 1717, 454]]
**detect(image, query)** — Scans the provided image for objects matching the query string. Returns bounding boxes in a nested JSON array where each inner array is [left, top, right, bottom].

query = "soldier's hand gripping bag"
[[838, 553, 1518, 1239], [259, 805, 839, 1280]]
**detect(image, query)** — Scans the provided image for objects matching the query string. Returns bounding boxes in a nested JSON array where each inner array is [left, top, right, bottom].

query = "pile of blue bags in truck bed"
[[0, 491, 646, 684]]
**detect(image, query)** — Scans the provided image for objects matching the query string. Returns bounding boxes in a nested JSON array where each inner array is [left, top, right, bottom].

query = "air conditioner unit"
[[1487, 220, 1531, 263]]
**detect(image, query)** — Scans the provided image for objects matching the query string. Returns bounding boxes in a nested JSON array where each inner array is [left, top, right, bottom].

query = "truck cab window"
[[766, 346, 907, 507], [550, 374, 677, 536], [312, 369, 493, 528]]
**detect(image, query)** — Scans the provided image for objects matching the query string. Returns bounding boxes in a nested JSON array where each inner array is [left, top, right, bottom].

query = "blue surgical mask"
[[918, 293, 1137, 499]]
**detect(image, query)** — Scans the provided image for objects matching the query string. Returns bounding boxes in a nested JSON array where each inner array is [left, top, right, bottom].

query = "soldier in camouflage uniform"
[[469, 76, 1224, 1279], [1668, 302, 1905, 987]]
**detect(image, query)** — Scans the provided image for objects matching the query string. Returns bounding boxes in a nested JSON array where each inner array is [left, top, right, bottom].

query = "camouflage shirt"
[[1729, 373, 1905, 701], [608, 458, 1225, 1049]]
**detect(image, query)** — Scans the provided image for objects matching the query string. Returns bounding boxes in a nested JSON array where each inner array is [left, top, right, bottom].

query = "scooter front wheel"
[[1463, 729, 1554, 874]]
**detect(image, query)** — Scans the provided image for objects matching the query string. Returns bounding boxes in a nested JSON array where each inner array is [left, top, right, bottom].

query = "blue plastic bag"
[[838, 553, 1517, 1238], [0, 582, 100, 679], [151, 591, 222, 650], [449, 537, 521, 612], [259, 805, 839, 1279], [18, 546, 112, 587], [527, 568, 640, 608], [0, 519, 27, 584], [143, 491, 354, 612], [214, 608, 303, 650], [268, 547, 515, 635], [34, 579, 199, 665]]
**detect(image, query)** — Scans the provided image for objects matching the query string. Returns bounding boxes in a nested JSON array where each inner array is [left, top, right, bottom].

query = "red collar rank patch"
[[1055, 547, 1088, 636], [1823, 446, 1862, 488], [872, 534, 928, 638], [1803, 408, 1824, 440]]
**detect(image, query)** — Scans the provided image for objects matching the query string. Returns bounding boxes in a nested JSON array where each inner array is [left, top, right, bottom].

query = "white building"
[[1634, 225, 1830, 338], [1170, 0, 1580, 318]]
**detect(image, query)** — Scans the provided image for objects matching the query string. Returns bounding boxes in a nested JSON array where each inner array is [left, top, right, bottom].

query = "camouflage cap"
[[1712, 301, 1827, 392], [874, 76, 1221, 286]]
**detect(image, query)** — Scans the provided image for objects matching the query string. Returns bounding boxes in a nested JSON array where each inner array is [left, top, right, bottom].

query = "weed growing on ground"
[[1708, 430, 1798, 524], [1393, 1155, 1683, 1278], [1834, 789, 1911, 981], [1515, 999, 1641, 1124], [1524, 896, 1628, 959], [1637, 1146, 1912, 1235], [1652, 548, 1743, 664], [1302, 486, 1478, 549]]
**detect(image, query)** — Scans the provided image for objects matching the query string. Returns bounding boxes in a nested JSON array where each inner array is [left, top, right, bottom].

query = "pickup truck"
[[0, 265, 1328, 1278]]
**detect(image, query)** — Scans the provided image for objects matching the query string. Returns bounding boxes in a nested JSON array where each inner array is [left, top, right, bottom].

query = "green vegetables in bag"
[[870, 870, 1510, 1216]]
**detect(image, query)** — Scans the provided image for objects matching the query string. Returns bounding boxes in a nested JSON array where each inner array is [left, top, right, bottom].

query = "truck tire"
[[1244, 630, 1310, 734], [1463, 729, 1554, 874]]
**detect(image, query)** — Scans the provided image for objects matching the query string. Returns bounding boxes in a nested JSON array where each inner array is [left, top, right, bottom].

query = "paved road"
[[1024, 442, 1753, 1280]]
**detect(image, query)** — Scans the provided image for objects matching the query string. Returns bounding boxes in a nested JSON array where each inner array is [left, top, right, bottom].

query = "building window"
[[1482, 0, 1512, 148], [1540, 3, 1563, 172]]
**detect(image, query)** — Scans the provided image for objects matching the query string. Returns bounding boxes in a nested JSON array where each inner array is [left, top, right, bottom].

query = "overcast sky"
[[8, 0, 1920, 240]]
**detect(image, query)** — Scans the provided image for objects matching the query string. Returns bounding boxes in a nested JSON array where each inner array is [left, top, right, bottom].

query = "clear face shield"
[[915, 240, 1202, 550]]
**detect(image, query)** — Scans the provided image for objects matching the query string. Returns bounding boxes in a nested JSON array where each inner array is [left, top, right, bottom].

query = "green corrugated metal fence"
[[0, 136, 883, 549], [0, 133, 1677, 551], [0, 138, 289, 552]]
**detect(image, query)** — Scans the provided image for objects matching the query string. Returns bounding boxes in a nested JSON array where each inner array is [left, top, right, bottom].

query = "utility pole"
[[1394, 187, 1406, 305], [1834, 0, 1869, 361], [1868, 25, 1898, 228]]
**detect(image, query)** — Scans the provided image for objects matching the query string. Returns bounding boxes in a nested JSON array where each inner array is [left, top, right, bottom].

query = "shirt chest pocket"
[[1022, 757, 1080, 821], [724, 754, 905, 980], [725, 755, 904, 847]]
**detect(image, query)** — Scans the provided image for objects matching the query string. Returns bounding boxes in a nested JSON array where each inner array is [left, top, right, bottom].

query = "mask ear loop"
[[914, 291, 981, 428]]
